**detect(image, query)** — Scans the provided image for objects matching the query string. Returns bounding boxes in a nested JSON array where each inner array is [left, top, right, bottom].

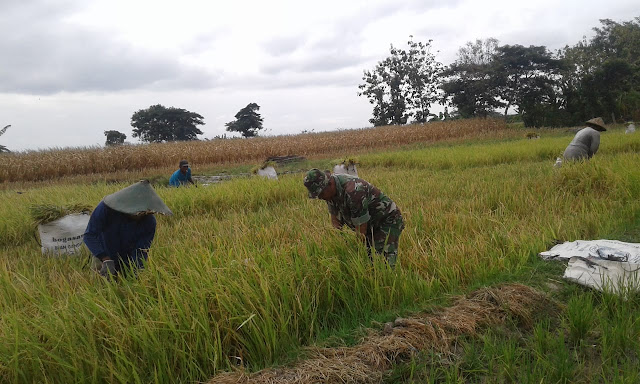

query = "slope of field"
[[0, 124, 639, 383]]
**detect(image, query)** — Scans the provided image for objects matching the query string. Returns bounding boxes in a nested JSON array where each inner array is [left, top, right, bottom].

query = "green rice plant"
[[0, 129, 640, 383], [566, 292, 596, 344], [598, 291, 640, 361]]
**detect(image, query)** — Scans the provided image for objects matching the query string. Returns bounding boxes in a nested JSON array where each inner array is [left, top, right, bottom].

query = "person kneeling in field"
[[169, 159, 196, 187], [303, 168, 404, 267], [562, 117, 607, 162], [83, 180, 173, 279]]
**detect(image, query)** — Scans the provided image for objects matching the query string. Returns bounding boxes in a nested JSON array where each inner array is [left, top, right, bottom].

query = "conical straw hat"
[[103, 180, 173, 215], [585, 117, 607, 131]]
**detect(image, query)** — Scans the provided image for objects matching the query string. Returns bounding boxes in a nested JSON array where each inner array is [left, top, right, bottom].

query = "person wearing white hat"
[[83, 180, 173, 278], [563, 117, 607, 161]]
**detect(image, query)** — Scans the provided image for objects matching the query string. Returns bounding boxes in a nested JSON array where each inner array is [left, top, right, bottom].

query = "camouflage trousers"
[[365, 214, 404, 268]]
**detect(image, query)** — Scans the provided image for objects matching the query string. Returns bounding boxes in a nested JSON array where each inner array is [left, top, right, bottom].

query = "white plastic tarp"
[[38, 213, 90, 255], [539, 239, 640, 263], [256, 166, 278, 180], [333, 164, 358, 177], [540, 240, 640, 294]]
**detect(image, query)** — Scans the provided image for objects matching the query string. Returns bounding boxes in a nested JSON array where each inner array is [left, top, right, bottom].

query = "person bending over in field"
[[562, 117, 607, 162], [83, 180, 172, 279], [303, 168, 404, 267], [169, 159, 196, 187]]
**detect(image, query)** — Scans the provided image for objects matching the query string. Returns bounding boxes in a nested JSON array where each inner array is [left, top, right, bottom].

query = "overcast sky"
[[0, 0, 637, 151]]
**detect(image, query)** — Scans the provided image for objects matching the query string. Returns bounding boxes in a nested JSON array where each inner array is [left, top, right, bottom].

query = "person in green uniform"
[[303, 168, 404, 267]]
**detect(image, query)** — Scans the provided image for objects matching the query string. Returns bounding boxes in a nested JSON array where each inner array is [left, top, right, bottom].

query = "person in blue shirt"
[[83, 180, 172, 278], [169, 159, 196, 187]]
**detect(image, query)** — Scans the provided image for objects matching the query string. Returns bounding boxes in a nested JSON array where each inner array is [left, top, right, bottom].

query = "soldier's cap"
[[303, 168, 330, 199], [103, 180, 173, 216], [585, 117, 607, 132]]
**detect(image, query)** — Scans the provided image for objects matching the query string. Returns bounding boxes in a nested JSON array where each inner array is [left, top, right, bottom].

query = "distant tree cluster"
[[131, 104, 205, 143], [359, 17, 640, 127], [358, 37, 443, 126], [225, 103, 264, 138], [104, 130, 126, 146], [126, 103, 264, 144]]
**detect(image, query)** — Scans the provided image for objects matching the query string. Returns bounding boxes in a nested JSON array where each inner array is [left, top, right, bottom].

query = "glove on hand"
[[99, 260, 117, 277]]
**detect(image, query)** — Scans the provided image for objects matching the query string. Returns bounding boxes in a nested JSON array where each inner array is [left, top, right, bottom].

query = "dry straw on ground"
[[208, 283, 555, 384], [1, 119, 508, 183]]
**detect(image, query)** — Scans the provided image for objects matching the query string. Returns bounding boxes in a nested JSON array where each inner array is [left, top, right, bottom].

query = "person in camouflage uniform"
[[303, 168, 404, 267]]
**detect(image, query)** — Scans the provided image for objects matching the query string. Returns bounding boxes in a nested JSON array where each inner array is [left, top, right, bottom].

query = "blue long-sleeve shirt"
[[83, 201, 156, 268], [169, 168, 192, 187]]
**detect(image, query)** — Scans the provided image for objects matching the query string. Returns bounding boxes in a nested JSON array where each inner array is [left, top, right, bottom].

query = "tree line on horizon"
[[104, 103, 264, 146], [102, 16, 638, 147], [359, 17, 639, 128]]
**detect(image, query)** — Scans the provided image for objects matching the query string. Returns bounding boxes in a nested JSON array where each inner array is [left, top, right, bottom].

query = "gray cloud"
[[263, 36, 304, 56], [0, 1, 216, 94], [258, 2, 397, 78]]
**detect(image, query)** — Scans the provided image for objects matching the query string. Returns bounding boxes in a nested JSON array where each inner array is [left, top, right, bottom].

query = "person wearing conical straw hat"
[[83, 180, 172, 278], [562, 117, 607, 162], [303, 168, 404, 268]]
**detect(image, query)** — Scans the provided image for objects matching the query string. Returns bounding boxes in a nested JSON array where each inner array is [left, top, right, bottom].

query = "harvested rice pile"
[[29, 203, 92, 225], [208, 283, 555, 384]]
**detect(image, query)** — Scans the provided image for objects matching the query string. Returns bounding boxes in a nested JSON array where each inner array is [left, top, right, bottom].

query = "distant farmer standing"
[[83, 180, 172, 278], [304, 169, 404, 267], [169, 159, 196, 187], [563, 117, 607, 161]]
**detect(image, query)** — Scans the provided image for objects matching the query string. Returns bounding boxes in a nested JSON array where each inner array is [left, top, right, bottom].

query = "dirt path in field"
[[207, 283, 556, 384]]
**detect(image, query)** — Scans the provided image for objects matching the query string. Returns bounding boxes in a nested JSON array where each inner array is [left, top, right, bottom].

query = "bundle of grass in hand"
[[30, 203, 92, 225]]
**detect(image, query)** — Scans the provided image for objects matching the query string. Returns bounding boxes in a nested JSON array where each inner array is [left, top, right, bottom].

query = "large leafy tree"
[[0, 125, 11, 153], [440, 38, 504, 118], [225, 103, 264, 138], [493, 45, 561, 115], [104, 130, 127, 146], [358, 37, 443, 126], [558, 17, 640, 123], [131, 104, 204, 143]]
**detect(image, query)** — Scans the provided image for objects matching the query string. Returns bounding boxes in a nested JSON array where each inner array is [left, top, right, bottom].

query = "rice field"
[[0, 124, 639, 383], [0, 119, 510, 183]]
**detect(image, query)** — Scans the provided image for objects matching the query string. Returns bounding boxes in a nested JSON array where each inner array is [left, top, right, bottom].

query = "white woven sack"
[[333, 164, 358, 177], [38, 213, 91, 255], [257, 166, 278, 180], [564, 257, 640, 295]]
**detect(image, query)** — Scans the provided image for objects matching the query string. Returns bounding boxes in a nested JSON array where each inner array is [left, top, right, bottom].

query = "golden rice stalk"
[[30, 203, 92, 225]]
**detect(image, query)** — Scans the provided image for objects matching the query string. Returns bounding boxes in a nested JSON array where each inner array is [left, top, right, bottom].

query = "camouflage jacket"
[[326, 174, 401, 228]]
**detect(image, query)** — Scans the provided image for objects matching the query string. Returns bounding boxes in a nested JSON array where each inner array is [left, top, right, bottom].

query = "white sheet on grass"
[[539, 239, 640, 263], [540, 240, 640, 294]]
